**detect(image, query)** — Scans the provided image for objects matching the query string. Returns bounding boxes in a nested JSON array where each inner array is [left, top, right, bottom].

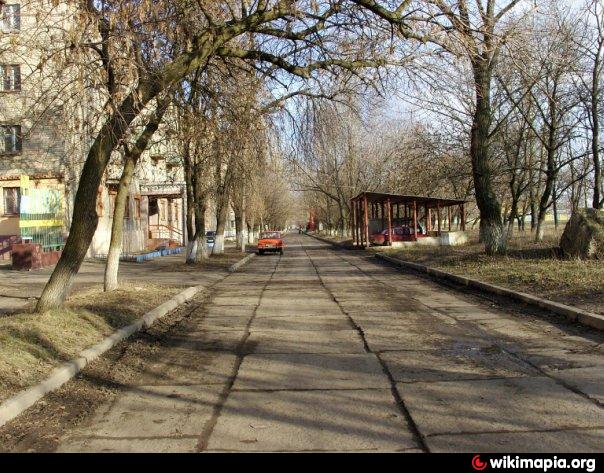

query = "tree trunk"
[[471, 66, 505, 255], [507, 205, 517, 239], [553, 183, 559, 231], [212, 191, 229, 255], [187, 220, 209, 263], [529, 177, 537, 231], [36, 93, 146, 312], [104, 157, 135, 291], [186, 167, 209, 264], [535, 100, 558, 242], [183, 141, 195, 242], [104, 99, 168, 291], [535, 211, 546, 242], [233, 191, 247, 253], [187, 219, 209, 263], [535, 168, 554, 243], [530, 201, 537, 231], [592, 74, 602, 209], [246, 221, 253, 243], [235, 207, 246, 252]]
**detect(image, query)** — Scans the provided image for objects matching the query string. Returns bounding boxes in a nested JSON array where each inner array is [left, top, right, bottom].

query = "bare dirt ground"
[[0, 246, 248, 404], [0, 283, 183, 403], [0, 296, 204, 452]]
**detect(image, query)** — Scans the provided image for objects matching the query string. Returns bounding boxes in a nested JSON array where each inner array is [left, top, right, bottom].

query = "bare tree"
[[575, 0, 604, 209], [288, 96, 473, 234], [104, 97, 171, 291], [355, 0, 528, 253], [35, 0, 407, 311], [503, 4, 583, 240]]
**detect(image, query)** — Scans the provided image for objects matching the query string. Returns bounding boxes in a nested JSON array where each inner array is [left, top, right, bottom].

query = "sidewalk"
[[0, 247, 243, 314]]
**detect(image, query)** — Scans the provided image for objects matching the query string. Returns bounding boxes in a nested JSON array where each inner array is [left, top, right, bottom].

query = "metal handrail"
[[148, 224, 183, 241]]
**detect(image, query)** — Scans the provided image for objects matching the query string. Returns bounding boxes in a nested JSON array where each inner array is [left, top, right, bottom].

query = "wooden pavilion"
[[350, 192, 467, 248]]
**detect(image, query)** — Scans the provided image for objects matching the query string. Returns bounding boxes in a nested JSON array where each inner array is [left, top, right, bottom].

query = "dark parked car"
[[206, 231, 216, 245], [370, 224, 425, 245]]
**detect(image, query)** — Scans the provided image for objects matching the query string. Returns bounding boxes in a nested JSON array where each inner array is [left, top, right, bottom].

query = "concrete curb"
[[375, 252, 604, 331], [0, 252, 254, 429], [228, 252, 255, 272]]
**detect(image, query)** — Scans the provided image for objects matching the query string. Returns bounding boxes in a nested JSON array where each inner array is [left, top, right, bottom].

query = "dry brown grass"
[[0, 283, 182, 403], [376, 228, 604, 316]]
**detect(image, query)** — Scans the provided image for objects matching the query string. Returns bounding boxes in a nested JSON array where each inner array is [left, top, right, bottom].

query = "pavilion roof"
[[351, 192, 466, 207]]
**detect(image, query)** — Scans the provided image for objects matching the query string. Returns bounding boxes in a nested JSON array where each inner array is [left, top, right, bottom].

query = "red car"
[[257, 231, 284, 255], [370, 225, 424, 245]]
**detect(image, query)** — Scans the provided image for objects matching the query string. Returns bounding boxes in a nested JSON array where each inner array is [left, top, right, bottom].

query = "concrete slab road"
[[56, 234, 604, 453]]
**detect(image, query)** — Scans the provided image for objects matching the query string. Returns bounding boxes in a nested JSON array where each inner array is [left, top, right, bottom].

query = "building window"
[[0, 65, 20, 91], [0, 125, 22, 154], [3, 187, 20, 215], [1, 4, 20, 32]]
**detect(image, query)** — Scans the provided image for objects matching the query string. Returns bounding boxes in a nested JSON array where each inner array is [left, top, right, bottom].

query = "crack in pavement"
[[328, 249, 604, 409], [196, 254, 282, 452], [302, 243, 430, 453], [18, 234, 601, 453]]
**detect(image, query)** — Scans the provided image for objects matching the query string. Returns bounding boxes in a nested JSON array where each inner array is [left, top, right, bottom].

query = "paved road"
[[56, 234, 604, 452]]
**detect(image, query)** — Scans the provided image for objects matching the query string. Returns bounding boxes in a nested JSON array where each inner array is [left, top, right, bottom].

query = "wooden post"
[[356, 200, 361, 244], [461, 203, 466, 231], [363, 195, 370, 248], [424, 203, 428, 235], [354, 200, 361, 245], [448, 206, 452, 231], [413, 200, 418, 241], [353, 200, 357, 245], [387, 198, 392, 246], [427, 208, 432, 232], [350, 199, 353, 244], [356, 200, 360, 246], [437, 203, 441, 234], [351, 199, 356, 246]]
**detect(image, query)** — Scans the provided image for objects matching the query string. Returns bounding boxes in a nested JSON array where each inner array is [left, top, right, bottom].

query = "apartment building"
[[0, 0, 186, 259]]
